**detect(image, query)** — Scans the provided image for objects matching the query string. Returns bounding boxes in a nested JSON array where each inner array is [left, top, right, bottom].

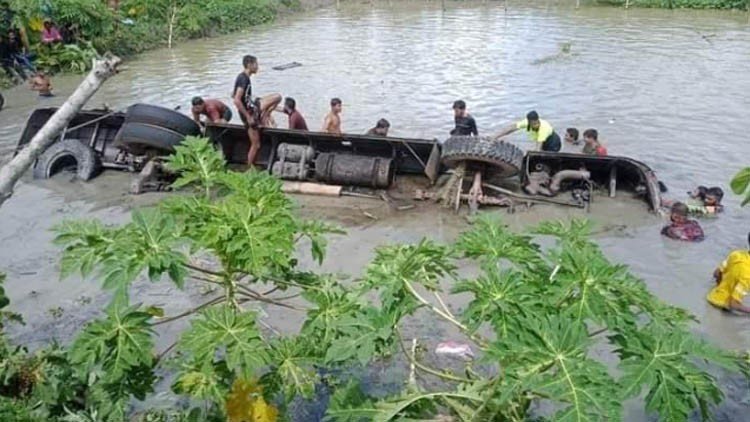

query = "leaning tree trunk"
[[0, 54, 121, 208]]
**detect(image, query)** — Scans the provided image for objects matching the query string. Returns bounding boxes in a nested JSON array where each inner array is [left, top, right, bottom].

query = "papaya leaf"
[[178, 305, 267, 380], [364, 240, 455, 315], [452, 269, 538, 336], [165, 136, 226, 195], [324, 307, 399, 365], [69, 304, 155, 385], [54, 209, 187, 294], [298, 220, 346, 264], [372, 383, 484, 422], [730, 167, 750, 206], [487, 315, 621, 421], [262, 337, 319, 402], [455, 216, 546, 271], [613, 324, 733, 422], [324, 380, 378, 422]]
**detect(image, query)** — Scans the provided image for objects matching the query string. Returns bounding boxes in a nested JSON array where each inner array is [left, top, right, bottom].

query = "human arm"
[[470, 117, 478, 136], [493, 122, 520, 140], [727, 298, 750, 314], [192, 109, 201, 124], [233, 84, 254, 125]]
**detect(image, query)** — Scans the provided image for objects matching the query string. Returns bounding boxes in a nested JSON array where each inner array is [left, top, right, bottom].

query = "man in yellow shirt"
[[493, 110, 561, 152], [706, 233, 750, 313]]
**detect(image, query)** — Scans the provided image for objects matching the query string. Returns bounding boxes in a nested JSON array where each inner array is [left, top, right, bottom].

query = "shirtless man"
[[321, 98, 342, 134], [232, 55, 282, 165], [191, 96, 232, 124]]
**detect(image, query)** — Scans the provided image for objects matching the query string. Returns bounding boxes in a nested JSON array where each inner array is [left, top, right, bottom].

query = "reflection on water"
[[1, 0, 749, 417]]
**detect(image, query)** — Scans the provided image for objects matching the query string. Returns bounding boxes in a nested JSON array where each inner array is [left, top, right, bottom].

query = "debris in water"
[[272, 62, 303, 71], [435, 341, 474, 359]]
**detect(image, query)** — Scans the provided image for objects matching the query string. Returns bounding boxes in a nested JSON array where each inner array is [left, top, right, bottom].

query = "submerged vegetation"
[[0, 137, 746, 421]]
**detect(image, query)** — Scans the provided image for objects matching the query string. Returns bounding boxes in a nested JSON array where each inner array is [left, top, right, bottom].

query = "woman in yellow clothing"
[[707, 233, 750, 313]]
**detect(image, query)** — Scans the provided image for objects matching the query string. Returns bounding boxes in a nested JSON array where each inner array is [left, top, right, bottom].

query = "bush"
[[33, 42, 98, 74], [0, 139, 743, 421]]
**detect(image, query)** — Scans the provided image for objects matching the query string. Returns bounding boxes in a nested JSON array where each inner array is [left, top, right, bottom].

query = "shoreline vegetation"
[[1, 0, 748, 88]]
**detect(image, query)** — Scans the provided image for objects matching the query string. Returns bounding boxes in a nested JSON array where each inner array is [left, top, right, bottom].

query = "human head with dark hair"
[[242, 55, 258, 74], [688, 185, 708, 201], [670, 202, 689, 224], [583, 128, 598, 141], [453, 100, 467, 117], [705, 186, 724, 206], [526, 110, 540, 131], [191, 96, 205, 114], [370, 118, 391, 136], [565, 127, 580, 145], [330, 98, 342, 113], [284, 97, 296, 114]]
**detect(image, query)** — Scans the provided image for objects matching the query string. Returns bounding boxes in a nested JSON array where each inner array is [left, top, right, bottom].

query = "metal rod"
[[482, 182, 584, 208], [65, 111, 119, 133]]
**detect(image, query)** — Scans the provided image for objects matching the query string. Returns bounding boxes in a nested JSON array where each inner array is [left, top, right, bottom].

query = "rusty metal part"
[[549, 169, 590, 193], [272, 160, 309, 180], [314, 153, 394, 189], [130, 158, 173, 194], [482, 182, 584, 208], [276, 143, 314, 163], [413, 188, 512, 207]]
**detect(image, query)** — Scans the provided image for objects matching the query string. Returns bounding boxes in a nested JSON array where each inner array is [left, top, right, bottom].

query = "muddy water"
[[1, 0, 750, 418]]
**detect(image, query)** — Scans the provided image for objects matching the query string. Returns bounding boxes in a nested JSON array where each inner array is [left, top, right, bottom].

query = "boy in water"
[[322, 98, 343, 134], [688, 186, 724, 215], [582, 129, 607, 156], [707, 232, 750, 314], [366, 118, 390, 136], [564, 127, 580, 147], [29, 71, 53, 97], [661, 202, 704, 242]]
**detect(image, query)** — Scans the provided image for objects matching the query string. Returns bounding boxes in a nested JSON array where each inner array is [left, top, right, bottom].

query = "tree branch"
[[152, 296, 225, 326], [236, 286, 306, 311], [403, 280, 489, 349], [396, 328, 473, 384]]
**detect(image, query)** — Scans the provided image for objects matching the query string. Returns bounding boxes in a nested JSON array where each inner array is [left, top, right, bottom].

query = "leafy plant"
[[731, 167, 750, 206], [0, 140, 745, 421]]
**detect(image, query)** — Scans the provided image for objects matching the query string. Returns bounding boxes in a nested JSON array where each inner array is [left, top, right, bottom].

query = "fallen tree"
[[0, 54, 121, 208]]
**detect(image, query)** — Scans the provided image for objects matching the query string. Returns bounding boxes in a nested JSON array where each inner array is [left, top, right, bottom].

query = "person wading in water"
[[493, 110, 561, 152], [232, 55, 281, 166]]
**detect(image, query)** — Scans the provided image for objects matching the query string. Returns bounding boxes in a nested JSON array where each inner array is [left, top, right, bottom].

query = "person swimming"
[[706, 232, 750, 314], [661, 202, 705, 242]]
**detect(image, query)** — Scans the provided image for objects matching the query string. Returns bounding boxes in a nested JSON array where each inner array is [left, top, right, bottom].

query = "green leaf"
[[324, 380, 378, 422], [165, 136, 227, 196], [730, 167, 750, 206], [262, 337, 319, 402], [298, 220, 346, 264], [372, 384, 484, 422], [178, 305, 267, 380], [613, 324, 733, 422], [487, 315, 621, 421], [324, 307, 398, 365], [69, 304, 154, 381], [455, 216, 546, 271]]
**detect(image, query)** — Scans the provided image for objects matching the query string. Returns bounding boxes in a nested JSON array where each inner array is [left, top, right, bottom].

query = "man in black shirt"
[[232, 54, 281, 166], [450, 100, 478, 136]]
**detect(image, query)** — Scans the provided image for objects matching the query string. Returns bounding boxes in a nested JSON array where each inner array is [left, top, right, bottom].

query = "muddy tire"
[[124, 103, 201, 136], [33, 139, 101, 180], [113, 122, 186, 155], [441, 136, 524, 179]]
